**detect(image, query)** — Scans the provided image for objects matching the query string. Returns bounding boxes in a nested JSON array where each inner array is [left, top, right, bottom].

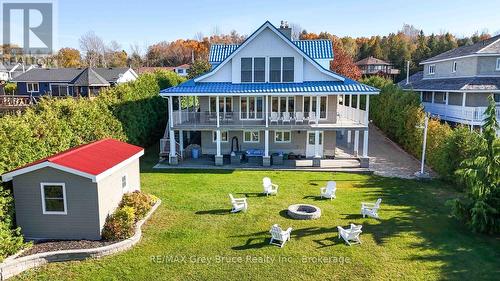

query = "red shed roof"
[[2, 139, 144, 182]]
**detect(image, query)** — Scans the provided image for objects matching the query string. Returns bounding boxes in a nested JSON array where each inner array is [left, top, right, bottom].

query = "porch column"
[[179, 130, 184, 157], [215, 96, 223, 166], [462, 92, 467, 107], [341, 94, 345, 136], [347, 94, 352, 144], [354, 130, 359, 156], [263, 95, 270, 166], [178, 96, 182, 123], [356, 94, 361, 123], [361, 95, 370, 167], [168, 96, 177, 165], [431, 91, 435, 103]]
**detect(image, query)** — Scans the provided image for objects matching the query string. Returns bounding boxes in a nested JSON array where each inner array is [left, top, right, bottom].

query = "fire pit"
[[287, 204, 321, 220]]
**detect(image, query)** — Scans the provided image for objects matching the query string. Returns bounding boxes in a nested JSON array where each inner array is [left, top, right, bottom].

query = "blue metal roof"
[[208, 40, 334, 64], [160, 80, 378, 95]]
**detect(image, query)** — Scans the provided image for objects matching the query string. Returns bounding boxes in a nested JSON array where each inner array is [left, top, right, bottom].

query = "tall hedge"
[[0, 70, 183, 260], [361, 76, 481, 180]]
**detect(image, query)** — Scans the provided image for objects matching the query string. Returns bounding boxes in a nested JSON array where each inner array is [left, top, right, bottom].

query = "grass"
[[13, 147, 500, 280]]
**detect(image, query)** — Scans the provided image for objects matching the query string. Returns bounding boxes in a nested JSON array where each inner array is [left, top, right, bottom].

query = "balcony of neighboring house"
[[420, 91, 500, 126]]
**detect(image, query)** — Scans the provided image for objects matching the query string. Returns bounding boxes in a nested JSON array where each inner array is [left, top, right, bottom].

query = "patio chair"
[[337, 224, 362, 246], [229, 193, 248, 213], [282, 112, 291, 124], [320, 181, 336, 200], [295, 111, 304, 124], [308, 111, 317, 124], [269, 112, 279, 124], [263, 177, 279, 196], [269, 224, 292, 248], [361, 198, 382, 219]]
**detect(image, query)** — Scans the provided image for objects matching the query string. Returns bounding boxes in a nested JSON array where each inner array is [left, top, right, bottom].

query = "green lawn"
[[13, 148, 500, 280]]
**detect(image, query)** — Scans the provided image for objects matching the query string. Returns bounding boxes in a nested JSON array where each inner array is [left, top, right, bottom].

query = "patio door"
[[306, 131, 323, 157]]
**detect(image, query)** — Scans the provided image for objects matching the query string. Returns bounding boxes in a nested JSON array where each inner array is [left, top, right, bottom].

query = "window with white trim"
[[452, 61, 457, 73], [496, 58, 500, 71], [428, 64, 435, 75], [209, 96, 233, 114], [41, 183, 67, 214], [27, 82, 39, 93], [303, 96, 328, 119], [269, 57, 294, 82], [241, 57, 265, 83], [212, 131, 229, 142], [243, 131, 259, 143], [271, 96, 295, 115], [240, 96, 263, 119], [50, 84, 69, 96], [274, 131, 291, 143], [121, 175, 128, 191]]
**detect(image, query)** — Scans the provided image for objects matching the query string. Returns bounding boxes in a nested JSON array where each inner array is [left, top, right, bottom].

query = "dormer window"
[[241, 57, 265, 83], [429, 64, 435, 75], [270, 57, 294, 82], [452, 61, 457, 73], [496, 58, 500, 71]]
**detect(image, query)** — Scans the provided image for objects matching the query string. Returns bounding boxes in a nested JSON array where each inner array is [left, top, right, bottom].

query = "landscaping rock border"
[[0, 200, 161, 281]]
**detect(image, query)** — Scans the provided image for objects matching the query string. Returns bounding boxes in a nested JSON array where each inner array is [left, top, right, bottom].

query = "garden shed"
[[1, 138, 144, 240]]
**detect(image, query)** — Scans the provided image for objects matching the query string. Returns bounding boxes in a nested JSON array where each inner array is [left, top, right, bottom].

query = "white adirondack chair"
[[320, 181, 336, 200], [361, 198, 382, 218], [295, 112, 304, 124], [337, 224, 362, 246], [282, 112, 291, 124], [269, 112, 279, 124], [269, 224, 292, 248], [229, 194, 248, 213], [308, 111, 317, 124], [263, 177, 279, 196]]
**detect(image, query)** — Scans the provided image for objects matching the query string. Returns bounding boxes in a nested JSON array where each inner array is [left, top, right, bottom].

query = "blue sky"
[[51, 0, 500, 52]]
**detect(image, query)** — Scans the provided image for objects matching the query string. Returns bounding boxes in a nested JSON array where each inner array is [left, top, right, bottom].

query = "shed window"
[[41, 183, 67, 215], [452, 61, 457, 73], [428, 65, 435, 74]]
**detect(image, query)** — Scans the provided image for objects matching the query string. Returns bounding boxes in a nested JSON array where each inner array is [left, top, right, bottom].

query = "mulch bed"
[[19, 239, 120, 257]]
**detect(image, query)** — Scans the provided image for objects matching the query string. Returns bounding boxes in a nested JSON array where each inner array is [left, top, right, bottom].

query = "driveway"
[[336, 124, 430, 179]]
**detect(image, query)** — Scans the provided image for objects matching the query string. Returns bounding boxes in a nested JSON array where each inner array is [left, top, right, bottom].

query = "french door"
[[302, 96, 327, 119], [305, 131, 323, 157]]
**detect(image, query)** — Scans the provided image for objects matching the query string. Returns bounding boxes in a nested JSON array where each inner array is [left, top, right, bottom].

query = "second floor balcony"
[[170, 105, 367, 130]]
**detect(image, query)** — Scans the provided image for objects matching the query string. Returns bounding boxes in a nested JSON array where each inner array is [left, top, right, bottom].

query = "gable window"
[[212, 131, 229, 142], [121, 175, 128, 191], [244, 130, 260, 143], [40, 183, 67, 215], [27, 82, 39, 93], [241, 58, 253, 82], [452, 61, 457, 73], [274, 131, 291, 143], [428, 65, 435, 75], [240, 96, 263, 119], [496, 58, 500, 71], [303, 96, 328, 119], [270, 57, 282, 82], [282, 57, 294, 82], [254, 58, 265, 82]]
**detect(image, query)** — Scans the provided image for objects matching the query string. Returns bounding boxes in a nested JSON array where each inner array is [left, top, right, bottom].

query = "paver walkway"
[[336, 124, 433, 179]]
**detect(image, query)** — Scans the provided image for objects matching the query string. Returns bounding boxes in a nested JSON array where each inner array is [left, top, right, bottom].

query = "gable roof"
[[1, 139, 144, 182], [209, 40, 333, 65], [421, 35, 500, 64], [355, 56, 391, 66], [12, 67, 132, 83], [196, 21, 344, 82]]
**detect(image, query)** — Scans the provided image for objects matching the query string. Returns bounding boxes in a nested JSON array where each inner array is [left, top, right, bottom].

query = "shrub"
[[120, 191, 154, 221], [0, 184, 25, 262], [102, 206, 136, 240]]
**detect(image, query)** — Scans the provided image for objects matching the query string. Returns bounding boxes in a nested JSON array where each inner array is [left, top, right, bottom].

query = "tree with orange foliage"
[[330, 38, 361, 80]]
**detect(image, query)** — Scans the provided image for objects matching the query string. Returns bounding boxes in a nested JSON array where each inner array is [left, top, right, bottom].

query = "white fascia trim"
[[194, 22, 345, 83], [160, 91, 379, 97], [409, 88, 500, 93], [94, 150, 144, 183], [2, 150, 144, 183], [420, 53, 499, 65]]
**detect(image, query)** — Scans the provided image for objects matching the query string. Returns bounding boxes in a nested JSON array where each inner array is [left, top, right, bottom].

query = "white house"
[[159, 21, 379, 167]]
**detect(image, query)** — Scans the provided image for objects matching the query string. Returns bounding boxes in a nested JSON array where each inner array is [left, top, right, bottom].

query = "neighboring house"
[[399, 35, 500, 131], [160, 21, 379, 167], [12, 67, 138, 96], [136, 66, 176, 75], [1, 139, 144, 240], [355, 56, 400, 80], [0, 63, 37, 81], [173, 64, 190, 77]]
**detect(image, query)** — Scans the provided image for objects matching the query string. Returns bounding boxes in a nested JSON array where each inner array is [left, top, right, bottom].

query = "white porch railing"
[[337, 104, 367, 125], [422, 102, 500, 125]]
